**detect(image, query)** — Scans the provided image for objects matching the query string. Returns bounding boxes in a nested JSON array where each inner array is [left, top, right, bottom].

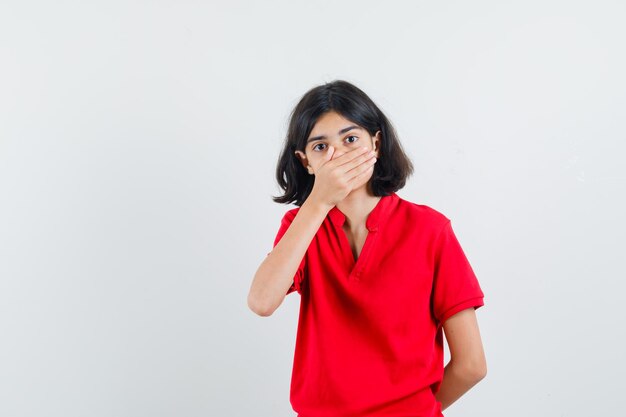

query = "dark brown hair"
[[272, 80, 414, 206]]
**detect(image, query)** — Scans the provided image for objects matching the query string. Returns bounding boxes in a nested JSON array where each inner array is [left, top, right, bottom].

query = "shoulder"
[[272, 206, 303, 246], [281, 206, 301, 223], [394, 194, 451, 232]]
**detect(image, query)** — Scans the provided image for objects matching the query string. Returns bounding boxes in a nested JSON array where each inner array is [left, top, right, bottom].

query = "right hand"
[[307, 146, 378, 208]]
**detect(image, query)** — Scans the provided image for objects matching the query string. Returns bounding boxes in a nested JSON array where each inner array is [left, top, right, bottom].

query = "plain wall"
[[1, 1, 624, 416]]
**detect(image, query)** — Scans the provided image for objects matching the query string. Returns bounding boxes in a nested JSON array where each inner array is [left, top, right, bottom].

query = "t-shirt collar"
[[328, 192, 398, 232]]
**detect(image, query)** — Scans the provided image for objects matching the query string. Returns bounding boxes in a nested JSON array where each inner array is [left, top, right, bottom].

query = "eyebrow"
[[306, 125, 363, 143]]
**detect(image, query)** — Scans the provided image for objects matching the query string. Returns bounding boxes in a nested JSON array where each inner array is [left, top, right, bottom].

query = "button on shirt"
[[270, 191, 485, 417]]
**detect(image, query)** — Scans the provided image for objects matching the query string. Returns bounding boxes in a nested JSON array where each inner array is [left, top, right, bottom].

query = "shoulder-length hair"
[[272, 80, 414, 206]]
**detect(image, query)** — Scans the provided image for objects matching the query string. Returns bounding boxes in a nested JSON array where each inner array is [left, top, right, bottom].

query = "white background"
[[1, 1, 624, 416]]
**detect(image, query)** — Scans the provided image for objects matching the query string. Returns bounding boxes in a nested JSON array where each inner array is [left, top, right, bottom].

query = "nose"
[[331, 149, 346, 160]]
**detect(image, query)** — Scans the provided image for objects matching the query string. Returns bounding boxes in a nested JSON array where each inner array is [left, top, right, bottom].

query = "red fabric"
[[270, 192, 485, 417]]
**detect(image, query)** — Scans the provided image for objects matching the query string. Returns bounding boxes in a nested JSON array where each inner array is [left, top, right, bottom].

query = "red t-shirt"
[[270, 191, 485, 417]]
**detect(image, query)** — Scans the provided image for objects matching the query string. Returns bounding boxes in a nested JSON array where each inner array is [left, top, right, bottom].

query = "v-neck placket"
[[328, 192, 397, 282]]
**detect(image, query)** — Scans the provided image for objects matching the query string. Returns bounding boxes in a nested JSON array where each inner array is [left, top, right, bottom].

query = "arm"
[[247, 198, 330, 317], [435, 307, 487, 411]]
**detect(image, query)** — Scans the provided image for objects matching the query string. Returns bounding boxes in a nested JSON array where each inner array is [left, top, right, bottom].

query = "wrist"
[[302, 195, 333, 216]]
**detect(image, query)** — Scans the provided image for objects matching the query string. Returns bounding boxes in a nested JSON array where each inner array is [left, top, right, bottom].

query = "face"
[[295, 111, 381, 175]]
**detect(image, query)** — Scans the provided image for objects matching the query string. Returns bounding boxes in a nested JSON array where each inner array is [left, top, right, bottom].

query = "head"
[[272, 80, 414, 206]]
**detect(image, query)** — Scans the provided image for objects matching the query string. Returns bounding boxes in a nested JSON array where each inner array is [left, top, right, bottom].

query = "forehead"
[[310, 111, 359, 134]]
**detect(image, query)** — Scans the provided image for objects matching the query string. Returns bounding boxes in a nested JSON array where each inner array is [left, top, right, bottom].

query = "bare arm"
[[435, 307, 487, 411], [247, 198, 330, 316], [248, 145, 376, 316]]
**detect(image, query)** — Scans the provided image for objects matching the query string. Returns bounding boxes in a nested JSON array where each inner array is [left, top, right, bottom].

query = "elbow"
[[454, 358, 487, 382], [465, 360, 487, 381], [253, 306, 275, 317], [247, 293, 275, 317], [472, 363, 487, 381], [247, 269, 287, 317]]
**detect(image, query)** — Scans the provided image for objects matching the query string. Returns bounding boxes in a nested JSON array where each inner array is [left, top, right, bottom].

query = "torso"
[[278, 191, 486, 416]]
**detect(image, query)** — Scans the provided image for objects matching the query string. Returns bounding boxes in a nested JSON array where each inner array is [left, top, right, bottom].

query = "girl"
[[248, 80, 486, 417]]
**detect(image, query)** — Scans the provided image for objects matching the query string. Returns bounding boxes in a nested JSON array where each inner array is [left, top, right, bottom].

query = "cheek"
[[305, 154, 318, 168], [307, 152, 321, 164]]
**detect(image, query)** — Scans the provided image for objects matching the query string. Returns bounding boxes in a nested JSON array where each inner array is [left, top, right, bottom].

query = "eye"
[[312, 135, 359, 151]]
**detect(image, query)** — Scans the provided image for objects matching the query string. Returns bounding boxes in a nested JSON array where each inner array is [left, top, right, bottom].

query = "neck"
[[336, 187, 381, 230]]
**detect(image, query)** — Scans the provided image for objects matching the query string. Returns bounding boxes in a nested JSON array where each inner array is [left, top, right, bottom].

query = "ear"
[[372, 131, 381, 158], [294, 150, 314, 174]]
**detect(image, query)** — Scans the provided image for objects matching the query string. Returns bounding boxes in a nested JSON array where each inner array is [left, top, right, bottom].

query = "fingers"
[[342, 148, 376, 175], [346, 153, 377, 187], [329, 146, 370, 167], [345, 153, 377, 181], [316, 145, 335, 170], [314, 145, 376, 195], [319, 145, 364, 171]]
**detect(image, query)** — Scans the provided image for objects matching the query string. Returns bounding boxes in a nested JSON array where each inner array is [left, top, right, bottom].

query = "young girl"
[[248, 80, 486, 417]]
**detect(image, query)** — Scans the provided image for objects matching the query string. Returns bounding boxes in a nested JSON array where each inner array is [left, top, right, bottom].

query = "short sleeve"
[[267, 209, 306, 296], [431, 220, 484, 326]]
